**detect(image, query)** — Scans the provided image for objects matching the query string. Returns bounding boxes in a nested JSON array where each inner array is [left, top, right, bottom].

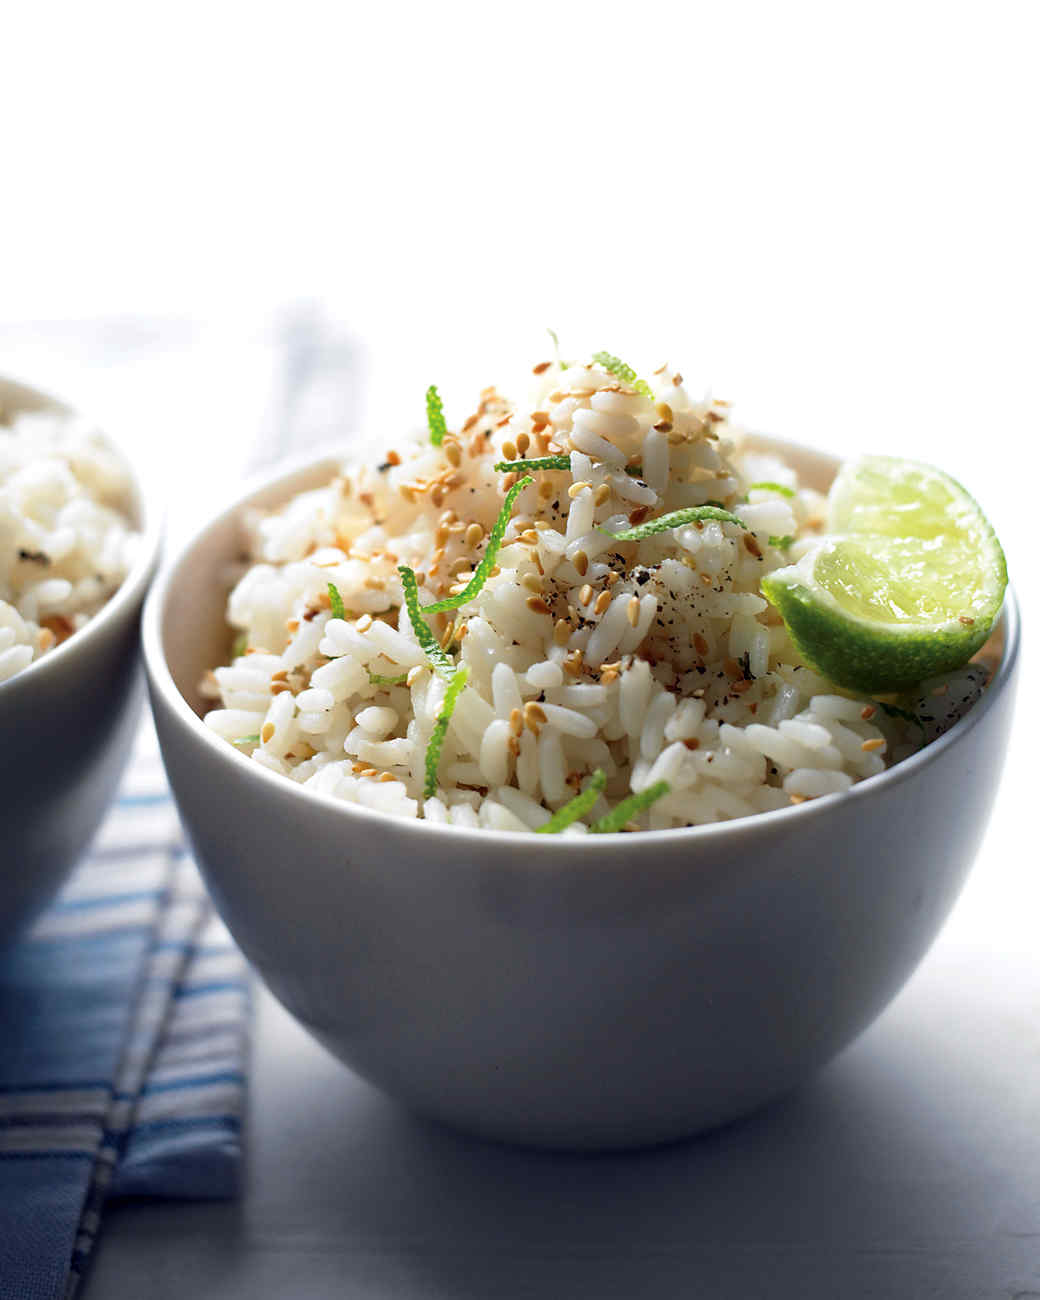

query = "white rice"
[[204, 357, 991, 831], [0, 408, 139, 683]]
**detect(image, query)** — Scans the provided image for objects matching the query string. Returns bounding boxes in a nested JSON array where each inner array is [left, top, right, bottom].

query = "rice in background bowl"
[[1, 404, 139, 682], [201, 357, 990, 833]]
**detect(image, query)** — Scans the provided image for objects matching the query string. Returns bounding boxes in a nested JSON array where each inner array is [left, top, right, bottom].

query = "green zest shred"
[[398, 565, 458, 680], [231, 631, 248, 659], [768, 534, 795, 550], [232, 734, 260, 747], [877, 700, 926, 733], [422, 475, 535, 613], [748, 481, 795, 498], [327, 582, 346, 621], [589, 781, 671, 833], [426, 384, 447, 447], [424, 665, 470, 798], [368, 671, 408, 686], [547, 328, 569, 369], [601, 505, 747, 542], [494, 455, 571, 473], [535, 770, 607, 834], [591, 351, 653, 399]]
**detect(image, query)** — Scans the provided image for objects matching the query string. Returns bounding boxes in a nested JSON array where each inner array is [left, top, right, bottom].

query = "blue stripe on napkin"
[[0, 730, 249, 1300]]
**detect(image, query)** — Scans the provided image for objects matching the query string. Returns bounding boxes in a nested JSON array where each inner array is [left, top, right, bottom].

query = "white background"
[[3, 4, 1039, 1295]]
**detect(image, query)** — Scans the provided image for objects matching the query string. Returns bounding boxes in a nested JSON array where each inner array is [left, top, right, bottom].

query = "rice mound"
[[0, 409, 139, 683], [203, 358, 987, 833]]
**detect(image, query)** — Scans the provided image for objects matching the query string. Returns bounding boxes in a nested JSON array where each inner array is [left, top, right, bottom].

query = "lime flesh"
[[761, 456, 1007, 693]]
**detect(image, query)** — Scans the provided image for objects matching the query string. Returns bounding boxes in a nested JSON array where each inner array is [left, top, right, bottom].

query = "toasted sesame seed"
[[509, 707, 524, 736], [444, 439, 462, 467], [377, 772, 397, 783], [356, 614, 373, 632], [526, 595, 551, 615], [271, 669, 289, 682], [531, 410, 550, 425], [538, 479, 555, 500], [626, 596, 639, 627], [628, 505, 651, 526], [861, 738, 886, 752], [592, 483, 610, 507], [386, 449, 401, 466], [553, 618, 571, 645], [439, 621, 455, 649], [524, 701, 547, 733], [573, 550, 589, 576], [516, 432, 530, 455], [744, 534, 763, 558], [462, 413, 480, 432], [286, 618, 300, 633], [860, 705, 876, 720], [270, 681, 291, 695], [579, 584, 594, 606], [959, 615, 975, 625], [605, 571, 620, 588], [600, 669, 619, 685], [496, 415, 513, 428], [363, 577, 385, 590], [455, 622, 468, 640], [260, 722, 276, 744], [501, 472, 518, 491], [502, 439, 518, 462], [594, 590, 612, 616], [568, 481, 591, 499], [672, 373, 683, 386], [656, 402, 673, 422], [693, 633, 709, 656], [653, 421, 673, 433], [700, 573, 714, 586], [789, 793, 808, 804], [465, 522, 484, 548], [564, 649, 584, 676], [522, 573, 542, 593], [532, 361, 552, 375], [407, 666, 424, 686]]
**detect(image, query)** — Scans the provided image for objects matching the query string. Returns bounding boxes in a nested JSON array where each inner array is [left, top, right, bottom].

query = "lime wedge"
[[761, 456, 1007, 693]]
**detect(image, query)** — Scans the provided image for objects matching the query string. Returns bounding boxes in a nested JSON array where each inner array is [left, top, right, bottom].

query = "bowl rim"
[[0, 374, 164, 695], [142, 436, 1021, 851]]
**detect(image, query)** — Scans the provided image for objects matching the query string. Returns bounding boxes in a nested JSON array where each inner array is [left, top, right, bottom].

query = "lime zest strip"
[[494, 456, 571, 473], [368, 671, 408, 686], [768, 534, 795, 550], [535, 769, 607, 834], [426, 384, 447, 447], [547, 328, 569, 370], [327, 582, 346, 621], [591, 351, 653, 399], [232, 734, 260, 747], [424, 665, 469, 798], [748, 481, 795, 498], [877, 700, 926, 733], [589, 781, 671, 833], [600, 506, 746, 542], [231, 631, 248, 659], [398, 565, 458, 680], [422, 475, 534, 614]]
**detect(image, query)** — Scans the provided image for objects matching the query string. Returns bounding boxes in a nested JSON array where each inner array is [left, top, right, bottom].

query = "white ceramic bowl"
[[0, 377, 162, 945], [142, 436, 1020, 1148]]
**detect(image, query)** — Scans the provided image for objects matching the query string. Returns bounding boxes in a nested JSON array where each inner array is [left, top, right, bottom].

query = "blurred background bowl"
[[0, 377, 162, 945], [142, 436, 1020, 1149]]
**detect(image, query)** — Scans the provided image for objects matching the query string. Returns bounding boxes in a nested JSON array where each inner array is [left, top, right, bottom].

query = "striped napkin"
[[0, 727, 249, 1299]]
